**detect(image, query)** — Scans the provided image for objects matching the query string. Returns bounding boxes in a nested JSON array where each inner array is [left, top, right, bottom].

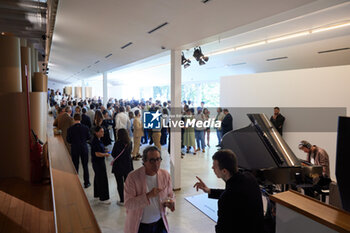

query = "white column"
[[170, 50, 182, 190], [81, 80, 85, 99], [103, 72, 108, 106]]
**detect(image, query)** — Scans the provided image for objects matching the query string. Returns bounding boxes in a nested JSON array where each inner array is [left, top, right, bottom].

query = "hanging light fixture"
[[193, 47, 209, 65], [181, 52, 191, 68]]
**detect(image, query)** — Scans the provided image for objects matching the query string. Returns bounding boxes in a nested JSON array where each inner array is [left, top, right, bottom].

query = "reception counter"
[[270, 190, 350, 233]]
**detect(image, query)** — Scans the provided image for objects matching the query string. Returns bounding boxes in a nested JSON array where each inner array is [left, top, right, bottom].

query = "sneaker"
[[99, 200, 111, 205], [117, 201, 124, 206], [84, 183, 91, 189], [202, 149, 205, 153]]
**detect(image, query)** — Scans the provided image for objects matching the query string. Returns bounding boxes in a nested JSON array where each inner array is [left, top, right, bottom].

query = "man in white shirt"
[[114, 106, 131, 135], [87, 103, 95, 126]]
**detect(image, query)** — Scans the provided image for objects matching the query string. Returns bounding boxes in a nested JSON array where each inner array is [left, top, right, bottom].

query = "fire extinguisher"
[[30, 130, 43, 183]]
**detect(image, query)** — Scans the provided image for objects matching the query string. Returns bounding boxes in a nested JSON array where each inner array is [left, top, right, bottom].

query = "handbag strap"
[[110, 144, 127, 166]]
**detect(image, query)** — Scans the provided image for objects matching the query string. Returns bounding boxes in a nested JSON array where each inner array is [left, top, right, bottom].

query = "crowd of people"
[[50, 89, 233, 208], [50, 89, 235, 159], [50, 88, 331, 233]]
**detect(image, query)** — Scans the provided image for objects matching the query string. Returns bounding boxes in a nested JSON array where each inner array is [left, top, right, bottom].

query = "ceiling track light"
[[193, 47, 209, 65], [181, 52, 191, 69]]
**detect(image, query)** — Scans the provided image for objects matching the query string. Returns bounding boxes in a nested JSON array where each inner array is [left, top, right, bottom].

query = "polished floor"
[[78, 132, 225, 233]]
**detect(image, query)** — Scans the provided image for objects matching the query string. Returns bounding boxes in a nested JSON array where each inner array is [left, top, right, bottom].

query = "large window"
[[181, 82, 220, 107], [150, 81, 220, 106]]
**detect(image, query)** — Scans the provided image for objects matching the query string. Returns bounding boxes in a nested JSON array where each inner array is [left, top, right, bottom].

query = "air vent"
[[230, 62, 246, 66], [105, 53, 112, 59], [318, 48, 349, 54], [266, 56, 288, 61], [148, 22, 168, 34], [94, 60, 100, 64], [121, 42, 133, 49]]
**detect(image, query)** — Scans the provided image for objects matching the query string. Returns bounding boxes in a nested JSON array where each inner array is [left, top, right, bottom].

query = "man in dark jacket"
[[221, 109, 233, 136], [270, 107, 285, 136], [67, 113, 91, 188], [194, 149, 264, 233], [81, 108, 92, 129]]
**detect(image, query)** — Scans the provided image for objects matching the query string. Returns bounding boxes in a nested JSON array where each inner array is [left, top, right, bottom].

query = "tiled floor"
[[78, 132, 225, 233]]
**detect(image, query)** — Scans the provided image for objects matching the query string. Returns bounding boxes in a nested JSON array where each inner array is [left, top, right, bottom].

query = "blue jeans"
[[216, 129, 223, 145], [195, 130, 205, 150]]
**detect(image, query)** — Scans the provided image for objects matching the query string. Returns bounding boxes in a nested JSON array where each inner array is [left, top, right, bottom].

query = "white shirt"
[[141, 175, 161, 224], [115, 112, 130, 130], [86, 109, 95, 125]]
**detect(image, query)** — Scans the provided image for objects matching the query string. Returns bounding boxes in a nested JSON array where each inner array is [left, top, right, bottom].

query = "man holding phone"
[[124, 146, 175, 233]]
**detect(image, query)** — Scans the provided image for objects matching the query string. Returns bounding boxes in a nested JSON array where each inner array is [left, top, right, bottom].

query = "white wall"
[[48, 80, 66, 92], [220, 65, 350, 180], [108, 85, 142, 100]]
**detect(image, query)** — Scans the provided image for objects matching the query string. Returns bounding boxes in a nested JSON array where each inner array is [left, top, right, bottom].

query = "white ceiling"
[[48, 0, 350, 84]]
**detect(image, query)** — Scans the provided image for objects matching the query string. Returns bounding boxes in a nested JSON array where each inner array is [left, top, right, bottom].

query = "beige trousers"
[[152, 132, 161, 150], [132, 136, 141, 157]]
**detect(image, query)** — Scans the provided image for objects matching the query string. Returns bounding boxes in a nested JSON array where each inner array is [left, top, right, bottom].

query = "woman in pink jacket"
[[124, 146, 175, 233]]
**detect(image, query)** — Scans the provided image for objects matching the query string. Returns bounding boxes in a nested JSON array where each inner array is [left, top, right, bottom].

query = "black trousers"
[[71, 145, 89, 185], [114, 173, 128, 202], [160, 128, 167, 145], [138, 218, 167, 233], [92, 160, 110, 201], [142, 129, 148, 143]]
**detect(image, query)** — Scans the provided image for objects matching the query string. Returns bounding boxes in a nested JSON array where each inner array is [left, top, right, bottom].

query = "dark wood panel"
[[0, 192, 11, 232], [270, 190, 350, 233], [0, 178, 52, 211], [0, 190, 54, 233]]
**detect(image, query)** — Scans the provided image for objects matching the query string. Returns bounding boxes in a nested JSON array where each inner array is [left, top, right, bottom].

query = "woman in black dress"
[[91, 126, 111, 204], [111, 128, 133, 206], [101, 110, 113, 146]]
